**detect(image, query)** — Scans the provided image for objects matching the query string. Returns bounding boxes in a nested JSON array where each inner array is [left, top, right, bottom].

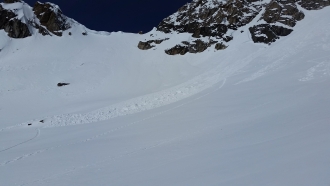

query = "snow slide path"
[[18, 78, 227, 186], [0, 44, 267, 167], [0, 79, 226, 167]]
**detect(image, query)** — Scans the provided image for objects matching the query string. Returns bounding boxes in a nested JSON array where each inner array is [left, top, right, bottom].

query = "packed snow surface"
[[0, 6, 330, 186]]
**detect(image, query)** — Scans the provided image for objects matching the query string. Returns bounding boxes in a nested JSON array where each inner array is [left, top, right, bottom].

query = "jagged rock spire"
[[0, 1, 72, 38]]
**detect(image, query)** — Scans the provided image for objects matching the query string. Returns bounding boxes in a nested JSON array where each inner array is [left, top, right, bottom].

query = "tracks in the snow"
[[19, 121, 217, 186], [0, 79, 227, 168], [0, 128, 40, 153]]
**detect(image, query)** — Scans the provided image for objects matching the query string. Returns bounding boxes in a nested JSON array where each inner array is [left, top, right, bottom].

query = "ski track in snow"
[[19, 127, 207, 186], [236, 19, 321, 85], [18, 79, 227, 185], [299, 56, 330, 82], [0, 58, 233, 133], [0, 79, 226, 168], [0, 42, 264, 169], [0, 128, 40, 153]]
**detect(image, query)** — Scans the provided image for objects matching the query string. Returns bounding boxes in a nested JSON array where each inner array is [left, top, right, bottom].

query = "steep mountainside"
[[0, 0, 87, 38], [138, 0, 330, 55], [1, 0, 330, 185]]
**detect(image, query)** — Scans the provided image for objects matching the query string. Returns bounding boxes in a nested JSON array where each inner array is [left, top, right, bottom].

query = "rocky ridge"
[[1, 0, 329, 54], [0, 0, 77, 38], [138, 0, 330, 55]]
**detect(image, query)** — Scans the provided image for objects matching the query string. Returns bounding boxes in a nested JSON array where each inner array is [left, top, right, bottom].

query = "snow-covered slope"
[[1, 1, 330, 186]]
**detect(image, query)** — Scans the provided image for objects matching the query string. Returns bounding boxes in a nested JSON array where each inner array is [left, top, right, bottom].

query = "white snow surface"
[[1, 6, 330, 186]]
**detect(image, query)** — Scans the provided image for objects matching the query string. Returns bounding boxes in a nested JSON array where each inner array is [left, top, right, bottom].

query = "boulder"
[[137, 38, 169, 50], [165, 39, 217, 55], [57, 83, 70, 87], [215, 43, 227, 50], [165, 45, 189, 55], [138, 41, 154, 50]]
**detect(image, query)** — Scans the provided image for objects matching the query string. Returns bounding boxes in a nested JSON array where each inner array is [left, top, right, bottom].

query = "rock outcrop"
[[299, 0, 330, 10], [138, 0, 330, 55], [249, 0, 304, 44], [165, 39, 216, 55], [158, 0, 261, 35], [137, 38, 169, 50], [33, 2, 70, 36], [0, 4, 31, 38], [0, 0, 73, 38], [249, 24, 293, 44]]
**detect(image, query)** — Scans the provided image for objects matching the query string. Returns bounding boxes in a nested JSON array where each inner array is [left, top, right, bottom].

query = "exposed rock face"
[[165, 39, 216, 55], [299, 0, 330, 10], [0, 1, 72, 38], [165, 45, 189, 55], [138, 41, 154, 50], [138, 38, 169, 50], [249, 0, 304, 44], [249, 24, 293, 44], [33, 2, 70, 36], [138, 0, 330, 55], [262, 0, 305, 27], [139, 0, 263, 55], [158, 0, 261, 36], [0, 4, 31, 38]]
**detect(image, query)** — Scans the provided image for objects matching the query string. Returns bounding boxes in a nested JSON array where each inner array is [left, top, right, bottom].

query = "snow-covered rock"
[[138, 0, 330, 54], [0, 0, 86, 38]]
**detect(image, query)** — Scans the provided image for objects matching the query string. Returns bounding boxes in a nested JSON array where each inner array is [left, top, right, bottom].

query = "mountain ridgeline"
[[0, 0, 329, 55], [138, 0, 330, 55], [0, 0, 77, 38]]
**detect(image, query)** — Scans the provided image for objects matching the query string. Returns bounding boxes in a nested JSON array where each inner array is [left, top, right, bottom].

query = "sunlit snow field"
[[1, 5, 330, 186]]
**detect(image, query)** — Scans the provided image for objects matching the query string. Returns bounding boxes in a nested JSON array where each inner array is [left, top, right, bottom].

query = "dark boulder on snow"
[[165, 45, 189, 55], [165, 39, 217, 55], [215, 43, 227, 50], [137, 38, 169, 50], [0, 4, 31, 38], [138, 41, 154, 50], [57, 83, 70, 87]]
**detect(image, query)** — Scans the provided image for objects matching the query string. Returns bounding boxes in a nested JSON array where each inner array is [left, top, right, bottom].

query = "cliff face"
[[0, 2, 31, 38], [0, 0, 73, 38], [139, 0, 330, 55], [33, 2, 71, 36]]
